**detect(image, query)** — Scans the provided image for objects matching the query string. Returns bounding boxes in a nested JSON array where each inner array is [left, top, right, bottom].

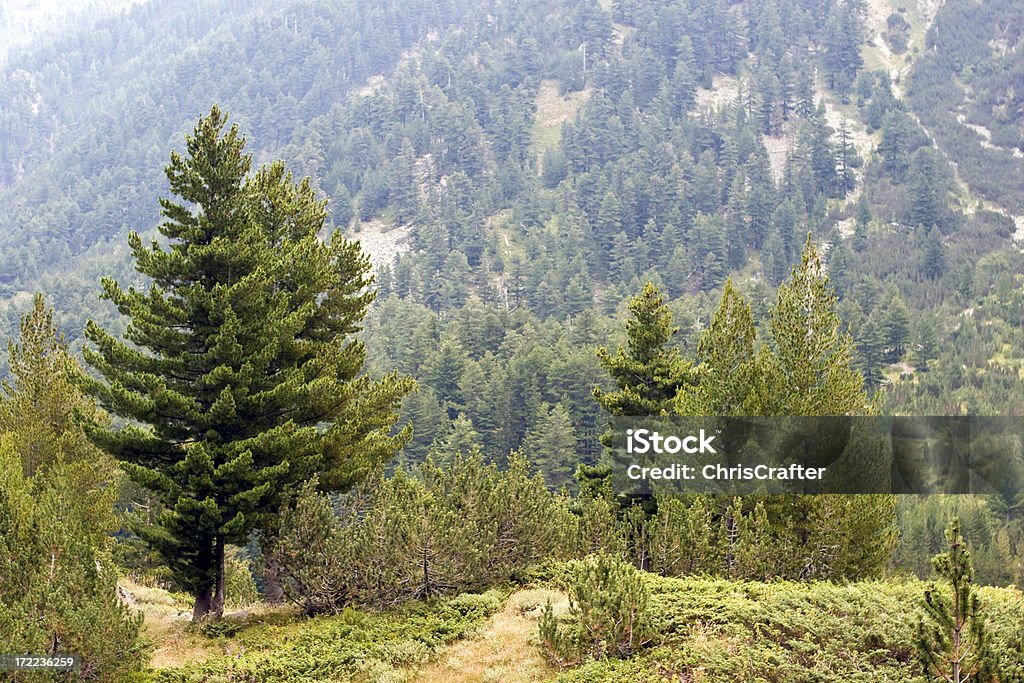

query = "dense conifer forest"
[[1, 0, 1023, 681]]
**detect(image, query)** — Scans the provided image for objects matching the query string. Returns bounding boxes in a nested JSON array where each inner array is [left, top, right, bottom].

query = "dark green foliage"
[[80, 108, 413, 620], [262, 478, 347, 616], [915, 518, 1000, 682], [923, 227, 947, 279], [522, 402, 580, 488], [542, 146, 570, 188], [593, 283, 694, 418], [5, 10, 1024, 682], [914, 312, 941, 369], [823, 0, 865, 102]]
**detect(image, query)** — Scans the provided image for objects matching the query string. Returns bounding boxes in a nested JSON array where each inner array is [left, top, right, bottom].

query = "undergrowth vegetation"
[[551, 574, 1024, 682], [147, 589, 504, 683]]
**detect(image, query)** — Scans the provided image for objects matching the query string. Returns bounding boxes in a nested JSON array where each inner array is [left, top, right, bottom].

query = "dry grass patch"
[[412, 589, 564, 683], [531, 80, 590, 164]]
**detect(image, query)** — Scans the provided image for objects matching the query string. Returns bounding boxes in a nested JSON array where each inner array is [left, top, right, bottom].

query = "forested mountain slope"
[[2, 0, 1024, 452], [2, 1, 1024, 679], [908, 0, 1024, 214], [0, 0, 145, 66]]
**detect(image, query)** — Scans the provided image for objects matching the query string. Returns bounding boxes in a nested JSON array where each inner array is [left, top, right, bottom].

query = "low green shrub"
[[540, 554, 653, 666], [552, 576, 1024, 682], [265, 452, 580, 612], [148, 588, 505, 682]]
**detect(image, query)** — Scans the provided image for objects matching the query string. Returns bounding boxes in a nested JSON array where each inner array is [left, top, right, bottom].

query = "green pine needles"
[[80, 106, 413, 621], [539, 553, 653, 666], [916, 518, 1000, 683]]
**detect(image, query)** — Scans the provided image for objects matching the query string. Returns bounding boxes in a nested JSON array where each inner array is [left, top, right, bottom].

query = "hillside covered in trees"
[[1, 0, 1024, 681]]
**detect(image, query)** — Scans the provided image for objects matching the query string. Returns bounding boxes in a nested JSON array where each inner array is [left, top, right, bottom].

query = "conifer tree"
[[855, 193, 872, 236], [757, 235, 867, 415], [522, 402, 578, 488], [924, 227, 947, 279], [80, 107, 413, 621], [916, 518, 1000, 683], [1, 294, 110, 479], [882, 288, 912, 362], [676, 278, 757, 415], [915, 312, 941, 369], [593, 282, 694, 417], [0, 295, 144, 678]]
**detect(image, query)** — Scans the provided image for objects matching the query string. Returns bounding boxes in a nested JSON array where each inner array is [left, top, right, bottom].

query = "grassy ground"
[[530, 80, 589, 166], [136, 588, 506, 682], [125, 573, 1024, 683], [410, 589, 565, 683]]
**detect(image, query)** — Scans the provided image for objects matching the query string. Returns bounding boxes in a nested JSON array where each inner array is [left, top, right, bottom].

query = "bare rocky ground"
[[346, 220, 412, 270]]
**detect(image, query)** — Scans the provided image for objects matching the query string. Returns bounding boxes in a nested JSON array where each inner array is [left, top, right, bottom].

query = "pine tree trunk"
[[192, 536, 227, 621], [212, 536, 226, 619], [263, 559, 285, 604], [192, 584, 214, 622]]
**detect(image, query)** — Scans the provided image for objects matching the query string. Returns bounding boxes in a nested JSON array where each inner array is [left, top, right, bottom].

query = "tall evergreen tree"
[[1, 294, 110, 479], [0, 295, 144, 678], [593, 282, 694, 418], [80, 107, 413, 621], [757, 235, 868, 415], [522, 402, 578, 488], [676, 279, 757, 415], [923, 226, 947, 279]]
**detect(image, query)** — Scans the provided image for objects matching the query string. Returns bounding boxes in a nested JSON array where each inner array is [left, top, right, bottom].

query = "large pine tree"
[[80, 107, 413, 621]]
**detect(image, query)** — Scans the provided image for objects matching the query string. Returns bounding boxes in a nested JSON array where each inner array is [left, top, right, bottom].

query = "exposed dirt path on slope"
[[411, 589, 566, 683]]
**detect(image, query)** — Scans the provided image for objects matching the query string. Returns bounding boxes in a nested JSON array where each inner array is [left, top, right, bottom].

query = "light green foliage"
[[570, 476, 627, 559], [645, 495, 717, 577], [757, 235, 869, 416], [604, 241, 897, 582], [675, 278, 757, 416], [150, 589, 504, 683], [916, 518, 1000, 682], [223, 548, 259, 610], [539, 554, 653, 665], [0, 293, 112, 479], [552, 576, 1024, 683], [0, 296, 144, 681]]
